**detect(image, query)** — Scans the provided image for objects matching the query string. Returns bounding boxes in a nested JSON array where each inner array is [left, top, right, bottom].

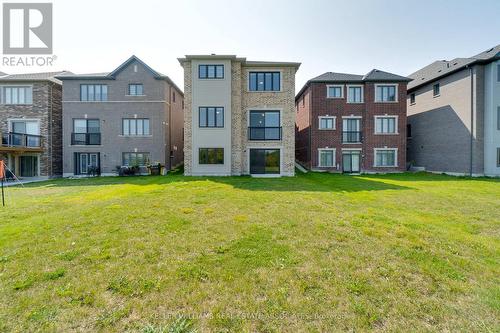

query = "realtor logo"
[[3, 3, 52, 54]]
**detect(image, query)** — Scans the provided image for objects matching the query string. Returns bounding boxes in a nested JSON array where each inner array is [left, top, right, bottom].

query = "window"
[[498, 148, 500, 167], [72, 119, 100, 145], [375, 85, 397, 102], [172, 91, 176, 102], [122, 152, 150, 166], [410, 93, 415, 104], [347, 86, 363, 103], [199, 107, 224, 128], [497, 106, 500, 130], [128, 84, 143, 96], [342, 118, 361, 143], [1, 86, 32, 105], [80, 84, 108, 101], [319, 116, 335, 130], [249, 110, 281, 140], [433, 83, 440, 97], [199, 65, 224, 79], [199, 148, 224, 164], [327, 85, 343, 98], [497, 65, 500, 82], [249, 72, 280, 91], [407, 124, 412, 138], [122, 118, 150, 136], [374, 149, 397, 167], [375, 116, 397, 134], [318, 149, 335, 167]]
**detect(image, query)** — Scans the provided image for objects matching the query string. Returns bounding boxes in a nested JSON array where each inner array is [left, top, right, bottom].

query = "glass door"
[[342, 152, 360, 173], [19, 156, 38, 177], [250, 149, 280, 174], [79, 154, 88, 174]]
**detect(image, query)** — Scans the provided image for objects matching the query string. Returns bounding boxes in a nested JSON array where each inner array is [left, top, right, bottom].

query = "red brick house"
[[295, 70, 411, 173]]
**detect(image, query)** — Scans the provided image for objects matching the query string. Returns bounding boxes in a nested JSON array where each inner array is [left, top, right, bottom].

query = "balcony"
[[342, 131, 362, 143], [0, 132, 43, 152], [248, 127, 282, 141], [71, 133, 101, 145]]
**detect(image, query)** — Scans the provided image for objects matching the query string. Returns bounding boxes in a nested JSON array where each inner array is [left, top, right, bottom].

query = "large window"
[[128, 84, 143, 96], [497, 148, 500, 167], [375, 116, 397, 134], [433, 83, 440, 97], [122, 152, 150, 166], [72, 119, 100, 145], [347, 86, 363, 103], [327, 85, 343, 98], [410, 93, 416, 104], [318, 149, 335, 167], [199, 65, 224, 79], [319, 116, 335, 130], [199, 148, 224, 164], [249, 72, 280, 91], [80, 84, 108, 101], [1, 86, 32, 105], [374, 149, 397, 167], [249, 149, 280, 174], [342, 118, 361, 143], [199, 107, 224, 128], [375, 85, 397, 102], [122, 118, 150, 136], [249, 110, 281, 140]]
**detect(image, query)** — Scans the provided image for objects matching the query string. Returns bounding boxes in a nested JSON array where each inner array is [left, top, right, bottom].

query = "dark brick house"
[[0, 71, 69, 178], [295, 70, 411, 173]]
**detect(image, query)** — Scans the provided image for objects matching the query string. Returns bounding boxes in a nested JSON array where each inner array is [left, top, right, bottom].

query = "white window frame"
[[375, 83, 398, 103], [347, 84, 364, 103], [374, 115, 398, 135], [318, 148, 336, 168], [318, 116, 336, 130], [326, 85, 344, 99], [374, 148, 398, 167]]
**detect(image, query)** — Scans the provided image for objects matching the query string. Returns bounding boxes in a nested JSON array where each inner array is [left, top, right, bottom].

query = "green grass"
[[0, 171, 499, 332]]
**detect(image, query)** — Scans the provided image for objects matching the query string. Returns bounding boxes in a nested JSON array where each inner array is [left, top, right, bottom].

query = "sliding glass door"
[[249, 149, 280, 175]]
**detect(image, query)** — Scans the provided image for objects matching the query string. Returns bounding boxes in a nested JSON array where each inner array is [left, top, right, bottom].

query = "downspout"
[[308, 84, 312, 169], [168, 85, 173, 171], [468, 65, 474, 177], [48, 82, 53, 177]]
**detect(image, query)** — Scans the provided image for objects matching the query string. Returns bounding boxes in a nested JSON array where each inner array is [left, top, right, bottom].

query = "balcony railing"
[[342, 131, 362, 143], [248, 127, 282, 141], [1, 132, 42, 148], [71, 132, 101, 145]]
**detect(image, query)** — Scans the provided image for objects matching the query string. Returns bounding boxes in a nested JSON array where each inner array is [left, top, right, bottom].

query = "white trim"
[[341, 148, 362, 151], [374, 115, 399, 134], [246, 69, 283, 93], [318, 116, 336, 130], [374, 83, 399, 103], [318, 148, 336, 168], [346, 84, 364, 103], [373, 148, 398, 167], [341, 115, 362, 119], [326, 84, 344, 98]]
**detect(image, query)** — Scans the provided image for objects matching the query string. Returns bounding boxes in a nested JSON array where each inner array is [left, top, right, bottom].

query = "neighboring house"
[[295, 70, 410, 173], [407, 45, 500, 177], [178, 55, 300, 176], [57, 55, 183, 177], [0, 71, 69, 179]]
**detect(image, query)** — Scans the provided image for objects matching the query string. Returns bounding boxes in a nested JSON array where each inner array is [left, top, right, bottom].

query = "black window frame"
[[433, 83, 440, 97], [497, 148, 500, 167], [497, 64, 500, 82], [122, 118, 150, 136], [410, 93, 415, 104], [128, 84, 144, 96], [122, 152, 151, 167], [497, 106, 500, 130], [199, 107, 224, 128], [198, 148, 224, 165], [80, 84, 108, 101], [198, 65, 224, 79], [249, 72, 281, 91]]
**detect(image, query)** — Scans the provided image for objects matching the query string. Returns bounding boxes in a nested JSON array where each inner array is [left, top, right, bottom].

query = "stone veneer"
[[182, 62, 193, 175]]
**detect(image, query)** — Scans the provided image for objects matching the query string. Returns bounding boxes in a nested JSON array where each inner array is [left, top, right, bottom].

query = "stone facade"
[[0, 79, 63, 178], [179, 55, 299, 176]]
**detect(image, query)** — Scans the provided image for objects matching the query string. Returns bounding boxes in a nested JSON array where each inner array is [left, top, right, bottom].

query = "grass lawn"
[[0, 171, 499, 332]]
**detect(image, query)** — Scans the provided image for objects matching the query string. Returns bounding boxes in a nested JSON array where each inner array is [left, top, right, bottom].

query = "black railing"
[[71, 133, 101, 145], [1, 132, 42, 148], [248, 127, 282, 141], [342, 131, 362, 143]]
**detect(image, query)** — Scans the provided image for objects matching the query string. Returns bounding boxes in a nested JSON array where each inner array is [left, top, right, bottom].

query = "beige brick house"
[[178, 55, 300, 176]]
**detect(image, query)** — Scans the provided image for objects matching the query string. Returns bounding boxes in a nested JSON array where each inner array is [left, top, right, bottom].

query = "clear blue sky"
[[3, 0, 500, 93]]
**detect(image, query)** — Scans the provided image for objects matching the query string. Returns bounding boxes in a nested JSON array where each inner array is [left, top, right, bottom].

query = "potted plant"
[[147, 162, 162, 176]]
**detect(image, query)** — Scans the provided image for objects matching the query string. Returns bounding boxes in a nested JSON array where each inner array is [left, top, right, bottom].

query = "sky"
[[1, 0, 499, 93]]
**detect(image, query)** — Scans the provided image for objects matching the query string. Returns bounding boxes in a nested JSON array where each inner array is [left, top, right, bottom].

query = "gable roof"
[[56, 55, 183, 95], [296, 69, 411, 100], [408, 44, 500, 91], [0, 71, 72, 84]]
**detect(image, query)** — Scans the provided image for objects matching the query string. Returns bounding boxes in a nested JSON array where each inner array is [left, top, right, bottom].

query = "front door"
[[250, 149, 280, 175], [342, 152, 360, 173], [19, 155, 39, 177]]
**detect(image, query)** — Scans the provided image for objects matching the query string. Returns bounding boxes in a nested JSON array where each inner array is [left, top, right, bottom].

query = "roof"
[[408, 44, 500, 91], [0, 71, 72, 84], [296, 69, 411, 100], [56, 55, 183, 95], [178, 54, 301, 68]]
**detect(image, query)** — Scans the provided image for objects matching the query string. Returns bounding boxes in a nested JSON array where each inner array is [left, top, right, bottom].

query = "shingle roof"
[[0, 71, 72, 84], [408, 44, 500, 91], [296, 69, 410, 100]]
